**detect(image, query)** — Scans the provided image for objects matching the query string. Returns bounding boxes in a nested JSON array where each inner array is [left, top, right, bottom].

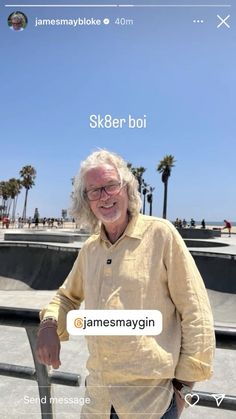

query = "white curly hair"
[[70, 149, 142, 232]]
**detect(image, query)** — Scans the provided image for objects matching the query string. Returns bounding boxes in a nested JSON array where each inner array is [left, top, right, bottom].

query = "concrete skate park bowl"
[[0, 235, 235, 295], [0, 231, 89, 290], [0, 242, 78, 290], [178, 227, 221, 239]]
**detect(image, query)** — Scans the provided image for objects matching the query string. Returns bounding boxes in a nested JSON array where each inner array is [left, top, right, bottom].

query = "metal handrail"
[[192, 391, 236, 410], [0, 307, 81, 419]]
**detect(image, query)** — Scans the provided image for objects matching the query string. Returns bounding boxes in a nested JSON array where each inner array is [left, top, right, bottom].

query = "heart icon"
[[185, 393, 200, 407]]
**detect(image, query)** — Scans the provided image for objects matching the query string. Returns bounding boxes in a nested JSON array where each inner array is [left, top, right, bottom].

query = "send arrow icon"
[[211, 394, 225, 407]]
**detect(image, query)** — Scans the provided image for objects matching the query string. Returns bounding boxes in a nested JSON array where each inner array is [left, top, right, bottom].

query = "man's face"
[[11, 18, 23, 30], [84, 164, 129, 230]]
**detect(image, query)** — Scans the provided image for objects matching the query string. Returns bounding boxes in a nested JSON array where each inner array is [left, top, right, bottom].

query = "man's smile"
[[99, 202, 116, 209]]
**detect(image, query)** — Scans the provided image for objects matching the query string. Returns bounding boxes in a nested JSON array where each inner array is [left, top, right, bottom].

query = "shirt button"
[[103, 357, 108, 361]]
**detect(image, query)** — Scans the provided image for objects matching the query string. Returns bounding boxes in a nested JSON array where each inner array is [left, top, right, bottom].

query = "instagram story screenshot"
[[0, 1, 235, 418]]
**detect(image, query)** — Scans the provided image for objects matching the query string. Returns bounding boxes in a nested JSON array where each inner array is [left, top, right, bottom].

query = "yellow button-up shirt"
[[41, 214, 215, 419]]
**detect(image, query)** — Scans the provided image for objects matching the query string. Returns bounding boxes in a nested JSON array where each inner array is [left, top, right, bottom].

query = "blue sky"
[[0, 1, 235, 221]]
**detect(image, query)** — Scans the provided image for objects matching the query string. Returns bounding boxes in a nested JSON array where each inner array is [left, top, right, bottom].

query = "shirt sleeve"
[[40, 249, 84, 341], [164, 222, 215, 382]]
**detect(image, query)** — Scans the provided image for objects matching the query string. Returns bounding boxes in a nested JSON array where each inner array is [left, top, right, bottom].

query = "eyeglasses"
[[85, 182, 123, 201]]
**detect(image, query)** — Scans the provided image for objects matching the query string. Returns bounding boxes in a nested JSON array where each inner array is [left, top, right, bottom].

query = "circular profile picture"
[[8, 11, 28, 31]]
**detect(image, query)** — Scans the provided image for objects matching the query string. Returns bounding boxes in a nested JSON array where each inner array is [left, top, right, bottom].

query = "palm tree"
[[157, 155, 176, 219], [147, 186, 155, 216], [142, 181, 149, 215], [127, 163, 146, 193], [8, 178, 22, 221], [0, 181, 10, 216], [19, 165, 37, 222]]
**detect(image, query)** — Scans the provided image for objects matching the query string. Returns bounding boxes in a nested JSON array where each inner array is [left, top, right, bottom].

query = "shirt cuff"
[[175, 351, 214, 381]]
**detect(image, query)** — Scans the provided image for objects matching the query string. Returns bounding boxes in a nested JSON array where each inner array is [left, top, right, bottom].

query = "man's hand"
[[173, 389, 186, 417], [172, 380, 195, 417], [36, 321, 61, 369]]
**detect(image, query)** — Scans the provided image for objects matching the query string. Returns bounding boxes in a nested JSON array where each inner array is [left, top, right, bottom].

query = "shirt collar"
[[99, 213, 146, 243]]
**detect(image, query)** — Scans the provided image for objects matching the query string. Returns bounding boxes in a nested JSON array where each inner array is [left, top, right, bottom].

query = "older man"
[[9, 13, 25, 31], [36, 150, 215, 419]]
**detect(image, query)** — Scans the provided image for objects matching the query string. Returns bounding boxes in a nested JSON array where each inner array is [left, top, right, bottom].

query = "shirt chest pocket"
[[117, 257, 146, 297]]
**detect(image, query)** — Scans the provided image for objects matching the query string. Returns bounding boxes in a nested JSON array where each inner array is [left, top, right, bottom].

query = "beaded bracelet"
[[39, 318, 57, 331], [41, 317, 57, 324]]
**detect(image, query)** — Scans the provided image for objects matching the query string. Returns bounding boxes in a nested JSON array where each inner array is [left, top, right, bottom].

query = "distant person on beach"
[[174, 218, 179, 228], [17, 217, 22, 228], [201, 219, 206, 229], [2, 216, 10, 229], [36, 150, 215, 419], [190, 218, 195, 228], [222, 219, 232, 237], [174, 218, 182, 229], [34, 217, 39, 228]]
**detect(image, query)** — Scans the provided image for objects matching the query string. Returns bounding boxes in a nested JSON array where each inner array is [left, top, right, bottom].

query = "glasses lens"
[[86, 183, 121, 201], [104, 183, 121, 194], [87, 189, 101, 201]]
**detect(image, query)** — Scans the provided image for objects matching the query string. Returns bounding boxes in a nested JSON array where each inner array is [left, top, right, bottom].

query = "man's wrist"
[[40, 317, 58, 327], [37, 317, 58, 336], [173, 379, 194, 389], [172, 379, 194, 406]]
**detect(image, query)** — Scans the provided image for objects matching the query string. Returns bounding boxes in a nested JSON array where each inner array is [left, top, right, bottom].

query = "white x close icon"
[[217, 15, 230, 29]]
